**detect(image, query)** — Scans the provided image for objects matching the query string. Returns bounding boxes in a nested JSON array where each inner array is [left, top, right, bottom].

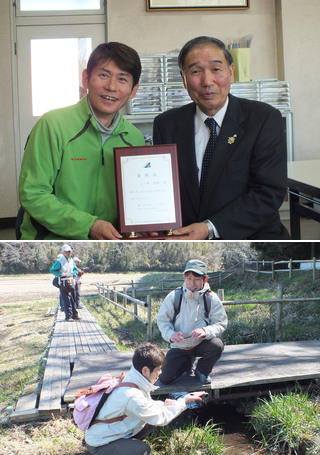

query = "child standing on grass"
[[85, 342, 205, 455]]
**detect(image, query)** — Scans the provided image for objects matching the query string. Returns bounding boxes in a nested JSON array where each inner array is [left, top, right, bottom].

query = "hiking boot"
[[73, 316, 82, 320], [195, 367, 211, 384]]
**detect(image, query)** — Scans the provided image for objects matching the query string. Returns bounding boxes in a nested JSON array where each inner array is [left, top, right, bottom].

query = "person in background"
[[50, 244, 80, 322], [157, 259, 227, 384], [153, 36, 290, 240], [73, 257, 84, 309], [19, 41, 145, 240], [85, 342, 205, 455]]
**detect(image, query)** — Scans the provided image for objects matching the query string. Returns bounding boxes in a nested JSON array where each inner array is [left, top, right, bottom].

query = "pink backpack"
[[73, 372, 139, 431]]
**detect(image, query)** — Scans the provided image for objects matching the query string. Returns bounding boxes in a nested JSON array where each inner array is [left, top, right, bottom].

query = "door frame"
[[10, 1, 107, 185]]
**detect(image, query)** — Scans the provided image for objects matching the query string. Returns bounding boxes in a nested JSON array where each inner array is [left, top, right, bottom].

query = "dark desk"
[[287, 160, 320, 239]]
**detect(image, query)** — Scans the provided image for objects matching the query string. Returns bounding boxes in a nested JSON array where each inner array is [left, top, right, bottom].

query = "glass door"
[[16, 23, 105, 161]]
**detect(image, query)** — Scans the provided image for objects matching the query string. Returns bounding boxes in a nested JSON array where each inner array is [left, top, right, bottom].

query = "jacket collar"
[[78, 95, 128, 136], [124, 366, 159, 394]]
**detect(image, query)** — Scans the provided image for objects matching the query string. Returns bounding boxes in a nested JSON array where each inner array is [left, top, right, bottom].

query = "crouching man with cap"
[[157, 259, 227, 384]]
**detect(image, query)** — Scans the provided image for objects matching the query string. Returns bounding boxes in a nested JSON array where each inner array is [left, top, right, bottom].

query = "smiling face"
[[82, 59, 139, 127], [181, 43, 234, 116], [183, 271, 207, 293]]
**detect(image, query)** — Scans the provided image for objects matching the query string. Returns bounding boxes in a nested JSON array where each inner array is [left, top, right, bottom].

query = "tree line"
[[0, 241, 317, 275]]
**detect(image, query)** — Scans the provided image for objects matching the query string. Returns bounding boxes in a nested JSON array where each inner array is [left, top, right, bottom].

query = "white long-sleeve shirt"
[[85, 366, 187, 447]]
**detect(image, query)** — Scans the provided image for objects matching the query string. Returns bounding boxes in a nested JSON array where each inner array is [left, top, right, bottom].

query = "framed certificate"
[[147, 0, 249, 11], [114, 144, 182, 237]]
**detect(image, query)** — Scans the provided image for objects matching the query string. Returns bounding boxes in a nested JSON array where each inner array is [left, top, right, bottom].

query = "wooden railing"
[[244, 257, 320, 280], [94, 282, 320, 343], [96, 284, 153, 341]]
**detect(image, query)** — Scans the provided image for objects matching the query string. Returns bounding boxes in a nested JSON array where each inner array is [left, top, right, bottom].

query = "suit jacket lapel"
[[173, 103, 201, 216], [200, 95, 245, 212]]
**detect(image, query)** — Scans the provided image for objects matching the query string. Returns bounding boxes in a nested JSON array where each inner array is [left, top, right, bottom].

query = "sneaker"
[[73, 316, 82, 320], [78, 303, 84, 309], [66, 318, 74, 322], [195, 367, 211, 384]]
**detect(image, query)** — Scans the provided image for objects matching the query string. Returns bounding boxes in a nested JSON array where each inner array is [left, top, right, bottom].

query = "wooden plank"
[[64, 340, 320, 402], [78, 305, 117, 351]]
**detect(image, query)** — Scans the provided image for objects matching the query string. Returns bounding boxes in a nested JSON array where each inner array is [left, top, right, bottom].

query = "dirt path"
[[0, 273, 146, 304]]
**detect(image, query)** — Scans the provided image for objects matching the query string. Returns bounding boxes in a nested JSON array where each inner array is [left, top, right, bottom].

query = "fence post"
[[243, 259, 245, 273], [275, 283, 283, 342], [132, 287, 138, 319], [218, 289, 224, 302], [256, 261, 259, 275], [113, 286, 117, 307], [272, 261, 275, 280], [289, 259, 292, 278], [122, 287, 127, 314], [147, 295, 152, 341], [313, 257, 316, 281]]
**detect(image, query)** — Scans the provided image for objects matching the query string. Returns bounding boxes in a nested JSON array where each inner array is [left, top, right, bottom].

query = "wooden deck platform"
[[11, 303, 117, 422], [64, 340, 320, 402]]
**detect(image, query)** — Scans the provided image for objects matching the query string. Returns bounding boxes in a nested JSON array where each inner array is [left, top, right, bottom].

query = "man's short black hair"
[[132, 342, 166, 374], [86, 42, 142, 89], [178, 36, 233, 73]]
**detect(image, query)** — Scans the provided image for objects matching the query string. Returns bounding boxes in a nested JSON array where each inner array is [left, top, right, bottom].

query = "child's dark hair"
[[132, 342, 166, 374]]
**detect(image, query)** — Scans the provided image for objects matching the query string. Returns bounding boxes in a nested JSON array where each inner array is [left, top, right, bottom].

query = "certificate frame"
[[114, 144, 182, 236], [147, 0, 249, 11]]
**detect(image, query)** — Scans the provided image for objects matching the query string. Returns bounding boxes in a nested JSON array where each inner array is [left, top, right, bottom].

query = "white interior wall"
[[107, 0, 278, 80], [281, 0, 320, 160]]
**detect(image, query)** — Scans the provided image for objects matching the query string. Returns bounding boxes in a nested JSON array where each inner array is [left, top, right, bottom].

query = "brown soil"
[[0, 273, 146, 304]]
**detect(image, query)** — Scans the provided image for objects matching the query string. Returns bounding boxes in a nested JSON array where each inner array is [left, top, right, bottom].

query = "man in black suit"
[[153, 36, 290, 240]]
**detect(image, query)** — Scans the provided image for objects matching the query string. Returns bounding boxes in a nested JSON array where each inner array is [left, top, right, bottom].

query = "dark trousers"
[[159, 338, 224, 384], [60, 290, 78, 320], [75, 283, 81, 308], [86, 425, 154, 455]]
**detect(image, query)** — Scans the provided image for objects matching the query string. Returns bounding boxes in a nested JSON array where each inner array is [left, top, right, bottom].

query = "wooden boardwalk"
[[11, 304, 117, 422], [64, 340, 320, 402], [10, 303, 320, 422]]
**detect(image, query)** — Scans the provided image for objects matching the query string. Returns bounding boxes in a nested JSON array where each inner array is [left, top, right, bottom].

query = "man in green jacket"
[[19, 42, 145, 240]]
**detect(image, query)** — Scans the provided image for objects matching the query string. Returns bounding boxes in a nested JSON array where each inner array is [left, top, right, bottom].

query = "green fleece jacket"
[[19, 95, 145, 240]]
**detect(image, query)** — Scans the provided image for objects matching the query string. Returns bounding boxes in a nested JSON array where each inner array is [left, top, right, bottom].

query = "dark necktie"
[[199, 117, 218, 196]]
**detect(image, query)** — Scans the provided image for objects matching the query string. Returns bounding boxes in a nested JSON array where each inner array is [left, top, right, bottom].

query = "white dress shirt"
[[194, 97, 229, 238]]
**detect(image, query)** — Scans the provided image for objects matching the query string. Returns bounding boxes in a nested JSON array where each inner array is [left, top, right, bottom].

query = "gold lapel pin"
[[228, 134, 237, 144]]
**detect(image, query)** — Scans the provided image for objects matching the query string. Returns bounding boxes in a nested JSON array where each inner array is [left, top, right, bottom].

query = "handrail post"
[[132, 287, 138, 319], [256, 261, 259, 275], [147, 295, 152, 341], [313, 257, 316, 281], [272, 261, 275, 280], [113, 286, 117, 306], [123, 286, 127, 314], [275, 283, 283, 342], [218, 289, 224, 301], [289, 259, 292, 278]]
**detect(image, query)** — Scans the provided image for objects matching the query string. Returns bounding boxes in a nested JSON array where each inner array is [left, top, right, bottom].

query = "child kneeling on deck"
[[85, 342, 205, 455]]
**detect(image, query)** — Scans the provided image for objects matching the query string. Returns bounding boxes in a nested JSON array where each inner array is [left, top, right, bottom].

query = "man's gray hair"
[[178, 36, 233, 73]]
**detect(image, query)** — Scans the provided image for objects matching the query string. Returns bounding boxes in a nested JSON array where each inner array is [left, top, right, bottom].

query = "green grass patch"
[[249, 389, 320, 454], [146, 417, 226, 455], [0, 300, 55, 419]]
